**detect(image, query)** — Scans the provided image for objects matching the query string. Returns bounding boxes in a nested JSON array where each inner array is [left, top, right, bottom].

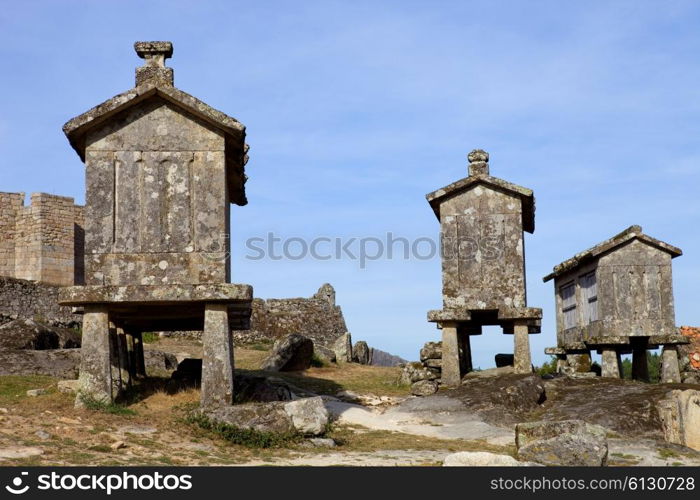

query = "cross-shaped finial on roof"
[[134, 41, 174, 86]]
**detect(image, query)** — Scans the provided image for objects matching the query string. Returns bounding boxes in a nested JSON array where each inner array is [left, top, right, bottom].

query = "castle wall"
[[0, 192, 84, 286]]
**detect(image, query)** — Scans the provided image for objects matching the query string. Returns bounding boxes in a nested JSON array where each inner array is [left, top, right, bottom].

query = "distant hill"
[[370, 348, 407, 367]]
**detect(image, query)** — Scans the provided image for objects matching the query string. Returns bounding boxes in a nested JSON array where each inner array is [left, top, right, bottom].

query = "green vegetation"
[[309, 353, 327, 368], [78, 393, 137, 416], [621, 352, 661, 383], [141, 332, 160, 344], [535, 356, 558, 376], [185, 412, 301, 448], [0, 375, 56, 405]]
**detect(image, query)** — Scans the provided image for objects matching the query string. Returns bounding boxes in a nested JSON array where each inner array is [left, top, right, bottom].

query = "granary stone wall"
[[0, 192, 84, 286], [0, 276, 81, 327]]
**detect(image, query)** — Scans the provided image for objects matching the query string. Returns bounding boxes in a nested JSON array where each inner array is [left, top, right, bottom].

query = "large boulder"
[[515, 420, 608, 449], [657, 389, 700, 451], [332, 332, 352, 363], [515, 419, 609, 466], [143, 349, 178, 374], [235, 374, 293, 403], [400, 362, 438, 385], [260, 334, 314, 372], [420, 341, 442, 362], [204, 396, 329, 436], [352, 341, 371, 364], [517, 433, 608, 466], [283, 397, 329, 435], [0, 319, 81, 350], [443, 451, 535, 467], [0, 349, 80, 378], [411, 380, 439, 396], [313, 344, 336, 364]]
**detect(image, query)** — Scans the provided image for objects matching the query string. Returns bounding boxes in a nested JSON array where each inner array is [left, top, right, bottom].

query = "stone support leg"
[[566, 353, 592, 373], [632, 348, 649, 382], [661, 345, 681, 384], [116, 327, 131, 389], [201, 303, 235, 407], [441, 322, 461, 387], [601, 348, 621, 378], [75, 306, 113, 406], [133, 331, 146, 378], [458, 331, 473, 375], [513, 322, 532, 374]]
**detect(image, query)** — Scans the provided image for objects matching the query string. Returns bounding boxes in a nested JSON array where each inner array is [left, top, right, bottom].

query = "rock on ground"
[[0, 349, 80, 378], [352, 341, 371, 365], [515, 419, 608, 449], [400, 362, 438, 385], [260, 333, 314, 372], [411, 380, 439, 396], [443, 451, 534, 466], [657, 389, 700, 451], [332, 332, 352, 363], [517, 432, 608, 466], [143, 349, 178, 374], [420, 341, 442, 362], [313, 344, 336, 364], [205, 397, 329, 436], [283, 397, 330, 436]]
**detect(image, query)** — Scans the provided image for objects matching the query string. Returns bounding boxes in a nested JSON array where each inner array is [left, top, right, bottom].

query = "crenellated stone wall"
[[0, 192, 84, 286]]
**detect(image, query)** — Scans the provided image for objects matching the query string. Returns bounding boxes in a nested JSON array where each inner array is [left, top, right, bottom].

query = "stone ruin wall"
[[233, 293, 348, 348], [0, 276, 81, 327], [0, 192, 84, 286]]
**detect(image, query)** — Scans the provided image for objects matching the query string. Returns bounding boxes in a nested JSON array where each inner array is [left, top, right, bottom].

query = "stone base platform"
[[427, 307, 542, 386], [545, 334, 689, 383], [58, 283, 253, 408]]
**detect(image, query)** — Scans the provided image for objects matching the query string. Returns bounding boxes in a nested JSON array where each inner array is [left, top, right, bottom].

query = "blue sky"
[[1, 1, 699, 365]]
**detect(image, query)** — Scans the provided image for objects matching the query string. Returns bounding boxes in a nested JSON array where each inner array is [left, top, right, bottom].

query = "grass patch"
[[0, 375, 57, 405], [78, 393, 137, 416], [310, 353, 327, 368], [142, 332, 160, 344], [185, 412, 301, 449], [88, 445, 113, 453], [247, 343, 272, 352], [658, 448, 680, 459]]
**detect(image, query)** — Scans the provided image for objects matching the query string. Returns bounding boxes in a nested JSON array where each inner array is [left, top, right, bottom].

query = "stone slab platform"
[[58, 284, 252, 332], [428, 307, 542, 334], [58, 284, 252, 305]]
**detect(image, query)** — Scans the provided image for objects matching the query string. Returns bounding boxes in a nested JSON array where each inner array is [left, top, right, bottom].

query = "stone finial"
[[134, 41, 174, 87], [468, 149, 489, 176]]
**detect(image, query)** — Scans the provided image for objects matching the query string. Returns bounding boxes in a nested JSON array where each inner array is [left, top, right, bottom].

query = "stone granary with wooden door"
[[426, 150, 542, 386], [543, 225, 687, 382], [58, 42, 252, 408]]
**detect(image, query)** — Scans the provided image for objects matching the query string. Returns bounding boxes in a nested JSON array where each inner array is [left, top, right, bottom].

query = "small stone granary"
[[543, 225, 686, 382], [58, 42, 252, 408], [426, 150, 542, 386]]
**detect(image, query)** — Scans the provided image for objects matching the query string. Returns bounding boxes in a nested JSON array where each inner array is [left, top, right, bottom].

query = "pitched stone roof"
[[425, 174, 535, 233], [543, 225, 682, 282], [62, 42, 249, 206]]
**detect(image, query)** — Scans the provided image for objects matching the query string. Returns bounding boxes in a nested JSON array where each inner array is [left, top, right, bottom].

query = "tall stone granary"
[[426, 149, 542, 386], [58, 41, 252, 408]]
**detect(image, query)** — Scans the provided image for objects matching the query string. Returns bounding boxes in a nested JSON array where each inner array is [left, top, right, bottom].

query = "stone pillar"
[[133, 332, 146, 378], [601, 348, 621, 378], [632, 348, 649, 382], [201, 303, 235, 407], [441, 322, 461, 387], [661, 345, 681, 384], [458, 331, 473, 374], [513, 322, 532, 374], [115, 327, 131, 389], [556, 355, 568, 373], [75, 305, 113, 406]]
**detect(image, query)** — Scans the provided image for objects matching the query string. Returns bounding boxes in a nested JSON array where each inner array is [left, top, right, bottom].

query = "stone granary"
[[543, 225, 686, 382], [426, 150, 542, 386], [58, 41, 252, 408]]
